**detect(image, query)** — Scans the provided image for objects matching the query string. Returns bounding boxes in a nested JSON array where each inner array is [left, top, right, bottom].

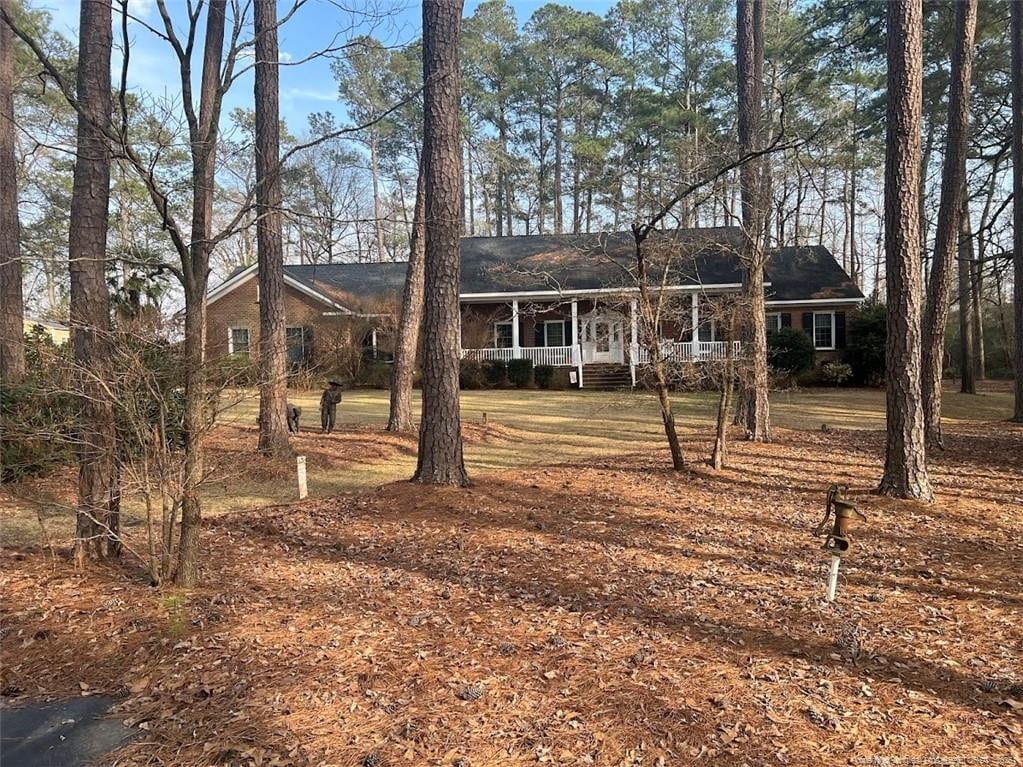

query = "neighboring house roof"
[[206, 228, 865, 308]]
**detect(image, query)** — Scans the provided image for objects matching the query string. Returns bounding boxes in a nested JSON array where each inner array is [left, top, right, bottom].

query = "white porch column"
[[572, 298, 583, 388], [691, 291, 700, 358], [511, 299, 520, 358], [371, 327, 378, 360], [629, 299, 638, 388]]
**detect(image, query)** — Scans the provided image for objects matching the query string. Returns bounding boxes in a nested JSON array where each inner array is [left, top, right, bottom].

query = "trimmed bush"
[[767, 327, 815, 375], [844, 302, 886, 386], [507, 358, 533, 388], [354, 360, 391, 388], [534, 364, 555, 389], [483, 359, 508, 387], [820, 361, 853, 386], [459, 359, 486, 390]]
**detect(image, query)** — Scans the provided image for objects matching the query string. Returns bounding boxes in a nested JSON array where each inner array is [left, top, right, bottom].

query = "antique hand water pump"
[[814, 484, 866, 601]]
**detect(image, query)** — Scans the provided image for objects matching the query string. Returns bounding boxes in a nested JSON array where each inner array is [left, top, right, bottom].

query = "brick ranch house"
[[206, 227, 865, 388]]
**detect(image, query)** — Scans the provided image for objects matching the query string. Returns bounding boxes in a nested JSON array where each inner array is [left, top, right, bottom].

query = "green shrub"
[[767, 327, 815, 375], [459, 359, 486, 390], [354, 360, 391, 388], [844, 302, 886, 386], [820, 361, 853, 386], [483, 359, 508, 387], [534, 364, 555, 389], [507, 358, 534, 388], [0, 382, 76, 481]]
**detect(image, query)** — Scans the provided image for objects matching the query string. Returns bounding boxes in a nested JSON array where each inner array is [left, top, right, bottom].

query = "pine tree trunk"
[[959, 208, 977, 394], [414, 0, 468, 486], [69, 0, 116, 565], [388, 159, 427, 432], [176, 0, 227, 587], [254, 0, 291, 459], [553, 88, 563, 234], [0, 0, 25, 384], [1012, 0, 1023, 422], [920, 0, 977, 447], [736, 0, 770, 442], [879, 0, 933, 501], [371, 136, 386, 260]]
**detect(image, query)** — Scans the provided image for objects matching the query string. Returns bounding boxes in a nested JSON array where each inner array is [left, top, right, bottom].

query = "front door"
[[584, 316, 624, 364]]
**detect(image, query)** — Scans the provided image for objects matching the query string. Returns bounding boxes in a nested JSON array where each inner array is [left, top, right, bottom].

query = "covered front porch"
[[460, 293, 741, 388]]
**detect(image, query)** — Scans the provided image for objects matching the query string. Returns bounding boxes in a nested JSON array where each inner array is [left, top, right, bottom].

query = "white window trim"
[[813, 311, 836, 350], [228, 326, 250, 355], [543, 320, 566, 347], [766, 312, 782, 333], [494, 320, 513, 349]]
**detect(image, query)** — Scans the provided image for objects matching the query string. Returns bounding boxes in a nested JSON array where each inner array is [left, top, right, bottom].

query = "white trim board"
[[764, 297, 864, 307], [459, 283, 751, 302]]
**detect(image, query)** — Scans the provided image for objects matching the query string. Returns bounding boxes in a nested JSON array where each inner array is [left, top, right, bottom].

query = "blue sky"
[[35, 0, 616, 137]]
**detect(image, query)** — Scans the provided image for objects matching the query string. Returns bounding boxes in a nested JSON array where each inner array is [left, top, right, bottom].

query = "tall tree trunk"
[[1012, 0, 1023, 422], [553, 88, 563, 234], [736, 0, 770, 441], [176, 0, 227, 587], [0, 0, 25, 384], [69, 0, 116, 564], [415, 0, 468, 486], [879, 0, 932, 501], [371, 136, 386, 260], [959, 208, 977, 394], [920, 0, 977, 447], [255, 0, 291, 458], [389, 158, 427, 432], [971, 256, 985, 380]]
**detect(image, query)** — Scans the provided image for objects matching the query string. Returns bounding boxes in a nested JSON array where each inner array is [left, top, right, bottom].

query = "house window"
[[543, 320, 565, 347], [228, 326, 250, 356], [766, 313, 782, 333], [494, 321, 513, 348], [813, 312, 835, 350], [698, 319, 716, 342], [286, 326, 311, 367]]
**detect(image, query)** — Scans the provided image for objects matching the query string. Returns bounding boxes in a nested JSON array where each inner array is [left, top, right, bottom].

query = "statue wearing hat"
[[320, 381, 344, 434]]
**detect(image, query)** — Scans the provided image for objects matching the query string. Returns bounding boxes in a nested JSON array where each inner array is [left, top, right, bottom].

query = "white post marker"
[[826, 554, 841, 602], [297, 455, 308, 500]]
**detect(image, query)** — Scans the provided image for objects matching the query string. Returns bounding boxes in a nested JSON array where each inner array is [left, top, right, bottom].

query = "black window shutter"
[[835, 311, 847, 349], [781, 312, 792, 328], [534, 322, 544, 347], [802, 312, 814, 336], [565, 319, 573, 345]]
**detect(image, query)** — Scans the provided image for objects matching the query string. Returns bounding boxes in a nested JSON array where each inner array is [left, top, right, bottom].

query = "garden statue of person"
[[287, 403, 302, 434], [320, 381, 344, 434]]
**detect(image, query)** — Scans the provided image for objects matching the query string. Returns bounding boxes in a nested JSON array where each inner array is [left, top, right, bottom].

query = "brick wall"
[[206, 276, 357, 364]]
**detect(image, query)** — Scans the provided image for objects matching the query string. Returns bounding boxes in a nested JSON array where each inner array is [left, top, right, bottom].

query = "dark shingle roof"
[[766, 245, 864, 301], [260, 229, 863, 306]]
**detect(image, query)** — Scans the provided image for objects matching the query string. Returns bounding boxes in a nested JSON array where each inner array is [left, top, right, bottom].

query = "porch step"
[[581, 364, 632, 390]]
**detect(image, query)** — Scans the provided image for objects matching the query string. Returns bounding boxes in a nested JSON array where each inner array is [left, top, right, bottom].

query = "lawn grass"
[[1, 384, 1013, 548]]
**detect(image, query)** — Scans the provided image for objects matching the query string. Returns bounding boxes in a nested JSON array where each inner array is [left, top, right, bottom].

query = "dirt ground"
[[2, 392, 1022, 766]]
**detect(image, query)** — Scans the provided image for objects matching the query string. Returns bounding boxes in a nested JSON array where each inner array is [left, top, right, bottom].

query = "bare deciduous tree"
[[414, 0, 469, 485], [878, 0, 932, 501]]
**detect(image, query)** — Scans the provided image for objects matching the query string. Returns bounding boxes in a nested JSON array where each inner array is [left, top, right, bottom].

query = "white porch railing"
[[460, 341, 741, 367], [631, 340, 741, 364], [461, 346, 575, 366]]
